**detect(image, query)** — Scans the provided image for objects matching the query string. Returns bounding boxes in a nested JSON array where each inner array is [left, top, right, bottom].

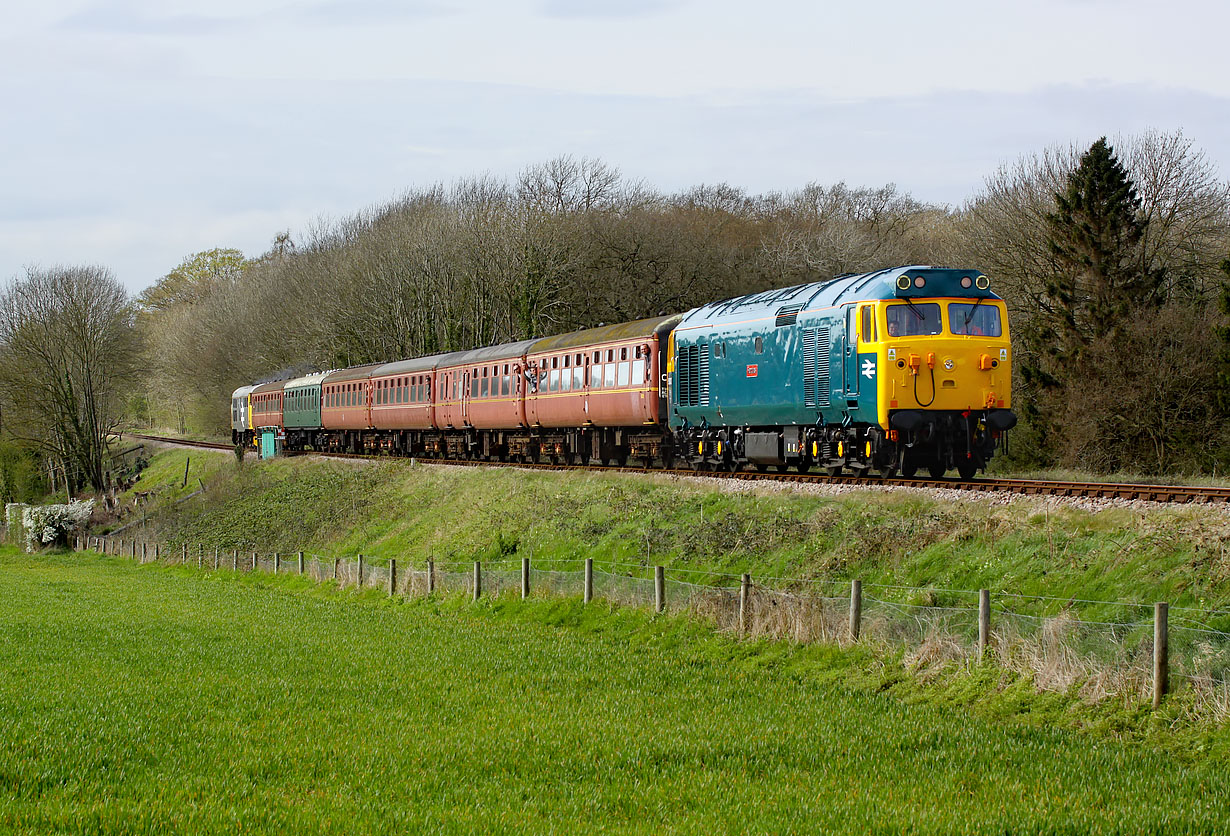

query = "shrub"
[[22, 500, 94, 551]]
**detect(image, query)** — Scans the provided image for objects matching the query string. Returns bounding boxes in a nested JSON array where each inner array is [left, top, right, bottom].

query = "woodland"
[[2, 130, 1228, 495]]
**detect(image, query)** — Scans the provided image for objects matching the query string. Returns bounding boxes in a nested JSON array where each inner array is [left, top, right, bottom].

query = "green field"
[[3, 551, 1229, 835]]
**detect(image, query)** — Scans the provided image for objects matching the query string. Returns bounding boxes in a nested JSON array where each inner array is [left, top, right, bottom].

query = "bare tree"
[[0, 265, 138, 493]]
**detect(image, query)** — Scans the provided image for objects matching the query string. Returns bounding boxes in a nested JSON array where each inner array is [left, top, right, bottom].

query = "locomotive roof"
[[374, 351, 469, 377], [283, 371, 331, 390], [231, 383, 259, 399], [529, 314, 683, 353], [677, 266, 998, 329]]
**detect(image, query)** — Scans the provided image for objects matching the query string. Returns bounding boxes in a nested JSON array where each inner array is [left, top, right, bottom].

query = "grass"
[[4, 549, 1230, 835], [130, 452, 1230, 623]]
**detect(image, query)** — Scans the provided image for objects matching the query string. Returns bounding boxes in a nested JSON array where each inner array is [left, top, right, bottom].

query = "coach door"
[[843, 305, 859, 400]]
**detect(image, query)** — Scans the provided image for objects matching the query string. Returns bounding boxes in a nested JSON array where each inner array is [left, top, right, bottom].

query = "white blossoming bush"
[[22, 500, 94, 551]]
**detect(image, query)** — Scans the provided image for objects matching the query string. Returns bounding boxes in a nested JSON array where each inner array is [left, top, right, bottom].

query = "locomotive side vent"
[[775, 304, 804, 327], [802, 327, 831, 408], [678, 344, 709, 408], [698, 347, 710, 407]]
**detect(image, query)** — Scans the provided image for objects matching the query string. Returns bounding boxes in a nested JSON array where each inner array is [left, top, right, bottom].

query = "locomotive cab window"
[[948, 303, 1002, 337], [860, 306, 876, 342], [886, 303, 942, 337]]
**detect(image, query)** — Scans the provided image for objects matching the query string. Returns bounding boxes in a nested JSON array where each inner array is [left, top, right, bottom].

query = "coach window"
[[632, 357, 646, 383], [605, 362, 617, 388], [572, 365, 584, 390], [593, 351, 600, 363], [617, 361, 630, 386], [607, 349, 614, 363]]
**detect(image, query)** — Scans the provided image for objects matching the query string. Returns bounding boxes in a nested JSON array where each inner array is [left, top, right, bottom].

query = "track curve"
[[123, 432, 1230, 506]]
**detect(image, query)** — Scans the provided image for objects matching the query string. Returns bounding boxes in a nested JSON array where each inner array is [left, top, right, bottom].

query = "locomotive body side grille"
[[775, 304, 804, 327], [802, 327, 831, 409]]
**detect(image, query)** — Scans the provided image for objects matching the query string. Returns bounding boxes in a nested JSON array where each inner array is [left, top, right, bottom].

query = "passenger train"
[[232, 266, 1017, 480]]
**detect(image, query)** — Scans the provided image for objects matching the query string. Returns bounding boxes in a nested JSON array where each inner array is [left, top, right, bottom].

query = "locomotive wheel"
[[956, 458, 978, 481], [755, 463, 770, 473], [874, 465, 898, 479], [796, 461, 811, 474], [824, 465, 842, 477], [928, 463, 946, 479], [902, 462, 918, 478]]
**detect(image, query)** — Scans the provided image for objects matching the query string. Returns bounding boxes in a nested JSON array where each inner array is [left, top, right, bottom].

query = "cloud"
[[56, 3, 243, 35], [539, 0, 681, 19], [295, 0, 454, 25]]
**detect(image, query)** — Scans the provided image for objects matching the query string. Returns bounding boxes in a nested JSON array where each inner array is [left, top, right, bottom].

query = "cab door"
[[843, 305, 859, 399]]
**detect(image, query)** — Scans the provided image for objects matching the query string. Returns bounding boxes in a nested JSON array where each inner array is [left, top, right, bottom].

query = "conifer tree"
[[1041, 138, 1159, 360], [1218, 258, 1230, 420]]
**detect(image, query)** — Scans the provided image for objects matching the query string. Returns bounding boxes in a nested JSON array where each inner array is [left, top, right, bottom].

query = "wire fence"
[[79, 534, 1230, 721]]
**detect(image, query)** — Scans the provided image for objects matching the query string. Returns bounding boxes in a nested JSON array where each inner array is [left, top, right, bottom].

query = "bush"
[[22, 500, 94, 551]]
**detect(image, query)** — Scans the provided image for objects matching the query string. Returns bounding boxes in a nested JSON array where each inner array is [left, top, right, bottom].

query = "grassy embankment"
[[101, 449, 1230, 736], [4, 549, 1230, 835], [126, 450, 1230, 621]]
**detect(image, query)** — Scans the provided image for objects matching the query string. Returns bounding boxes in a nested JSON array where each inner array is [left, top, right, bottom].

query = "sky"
[[2, 0, 1228, 294]]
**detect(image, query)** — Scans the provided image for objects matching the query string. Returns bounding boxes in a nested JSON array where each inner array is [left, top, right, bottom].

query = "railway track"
[[125, 432, 1230, 506]]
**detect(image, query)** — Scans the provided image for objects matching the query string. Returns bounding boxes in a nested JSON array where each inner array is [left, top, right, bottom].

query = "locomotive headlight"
[[975, 275, 990, 290], [913, 276, 926, 288], [896, 275, 911, 290], [960, 276, 973, 289]]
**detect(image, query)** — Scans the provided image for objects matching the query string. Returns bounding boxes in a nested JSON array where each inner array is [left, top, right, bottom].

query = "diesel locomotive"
[[231, 266, 1016, 480]]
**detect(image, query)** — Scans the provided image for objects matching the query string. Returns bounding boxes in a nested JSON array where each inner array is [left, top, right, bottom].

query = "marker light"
[[896, 275, 911, 290], [975, 275, 990, 290], [960, 276, 973, 288], [913, 276, 926, 288]]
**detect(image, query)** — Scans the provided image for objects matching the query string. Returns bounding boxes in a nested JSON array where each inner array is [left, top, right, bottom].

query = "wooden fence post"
[[181, 543, 187, 564], [297, 551, 304, 575], [357, 554, 364, 588], [154, 544, 160, 561], [213, 546, 219, 570], [333, 558, 339, 582], [654, 565, 665, 614], [427, 558, 435, 594], [521, 557, 530, 599], [1154, 602, 1169, 708], [274, 552, 281, 573], [739, 573, 751, 635], [584, 558, 593, 604], [978, 589, 991, 661], [250, 551, 257, 571], [230, 550, 237, 570], [141, 542, 147, 562], [473, 561, 482, 601], [389, 558, 397, 596], [849, 579, 862, 641], [197, 544, 203, 569]]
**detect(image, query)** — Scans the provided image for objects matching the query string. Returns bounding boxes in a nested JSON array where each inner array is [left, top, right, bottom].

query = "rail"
[[123, 432, 1230, 506]]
